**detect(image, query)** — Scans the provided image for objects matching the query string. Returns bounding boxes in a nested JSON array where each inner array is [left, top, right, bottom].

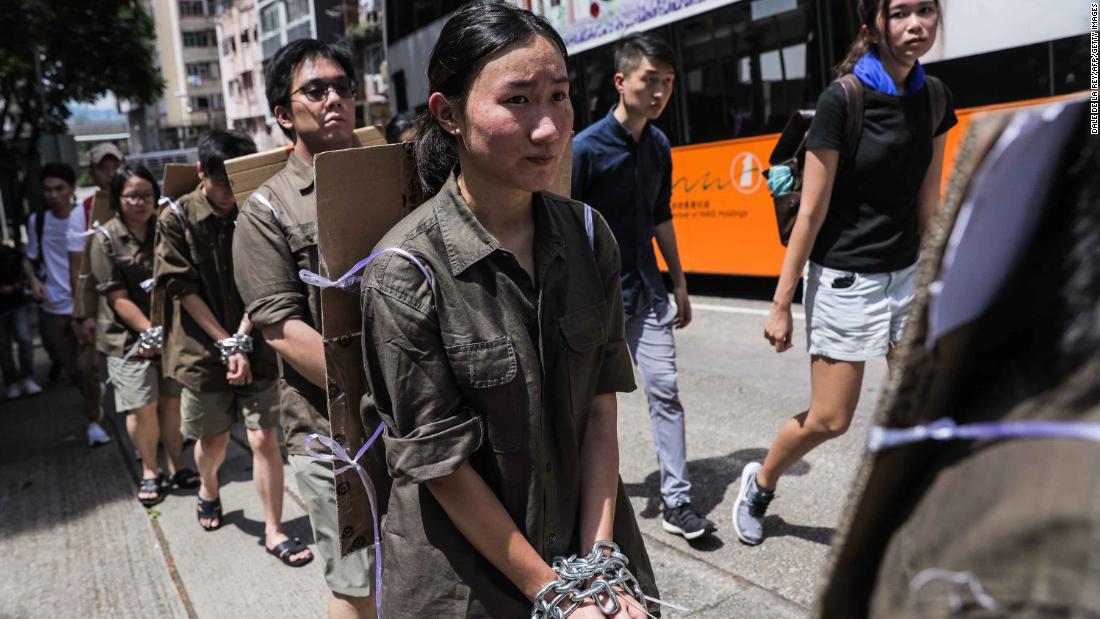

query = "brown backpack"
[[764, 74, 946, 246]]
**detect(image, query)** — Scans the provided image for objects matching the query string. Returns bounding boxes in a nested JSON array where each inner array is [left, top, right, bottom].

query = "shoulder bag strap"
[[925, 75, 947, 138], [836, 74, 865, 166]]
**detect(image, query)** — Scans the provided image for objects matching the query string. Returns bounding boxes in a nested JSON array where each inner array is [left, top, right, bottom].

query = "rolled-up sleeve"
[[592, 211, 637, 395], [361, 272, 482, 484], [232, 196, 306, 328], [154, 206, 200, 298], [89, 233, 123, 295]]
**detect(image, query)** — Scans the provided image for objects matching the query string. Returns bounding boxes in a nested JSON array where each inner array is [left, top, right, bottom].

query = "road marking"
[[694, 302, 805, 321]]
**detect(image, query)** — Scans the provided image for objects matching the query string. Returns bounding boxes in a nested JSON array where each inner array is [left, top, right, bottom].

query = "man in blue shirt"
[[573, 32, 715, 540]]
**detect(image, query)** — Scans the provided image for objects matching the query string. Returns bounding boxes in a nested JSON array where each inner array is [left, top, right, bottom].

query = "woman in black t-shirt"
[[733, 0, 957, 546]]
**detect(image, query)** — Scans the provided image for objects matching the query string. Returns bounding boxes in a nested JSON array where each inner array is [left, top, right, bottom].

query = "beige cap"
[[88, 142, 124, 166]]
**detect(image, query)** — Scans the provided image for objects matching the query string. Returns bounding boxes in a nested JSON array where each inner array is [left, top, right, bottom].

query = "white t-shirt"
[[26, 209, 86, 315]]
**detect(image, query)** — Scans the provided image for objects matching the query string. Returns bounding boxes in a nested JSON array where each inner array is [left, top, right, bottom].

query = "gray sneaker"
[[733, 462, 774, 545]]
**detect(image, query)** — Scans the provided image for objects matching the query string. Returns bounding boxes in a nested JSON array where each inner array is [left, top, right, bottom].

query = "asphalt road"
[[0, 290, 887, 618]]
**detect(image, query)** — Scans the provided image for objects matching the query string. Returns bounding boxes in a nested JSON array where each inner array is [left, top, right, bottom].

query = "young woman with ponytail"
[[359, 2, 656, 616], [733, 0, 957, 546]]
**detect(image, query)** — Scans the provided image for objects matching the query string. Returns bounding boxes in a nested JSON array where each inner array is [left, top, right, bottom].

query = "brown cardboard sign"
[[225, 126, 386, 207], [315, 141, 573, 556], [73, 190, 112, 318], [162, 163, 200, 200]]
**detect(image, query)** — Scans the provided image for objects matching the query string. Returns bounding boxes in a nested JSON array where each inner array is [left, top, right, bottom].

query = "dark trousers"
[[0, 304, 34, 383], [40, 310, 100, 423]]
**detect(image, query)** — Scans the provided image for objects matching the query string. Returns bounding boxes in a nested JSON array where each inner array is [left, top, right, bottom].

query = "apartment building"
[[215, 0, 280, 150], [127, 0, 229, 151]]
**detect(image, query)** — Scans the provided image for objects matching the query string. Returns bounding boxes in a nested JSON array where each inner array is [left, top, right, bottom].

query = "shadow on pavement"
[[624, 448, 811, 521], [220, 509, 315, 546], [762, 515, 834, 545]]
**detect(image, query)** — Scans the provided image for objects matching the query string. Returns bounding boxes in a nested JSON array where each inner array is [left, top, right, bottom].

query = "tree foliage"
[[0, 0, 164, 159]]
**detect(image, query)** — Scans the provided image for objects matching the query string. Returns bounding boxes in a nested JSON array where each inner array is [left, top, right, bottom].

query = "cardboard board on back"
[[73, 190, 113, 318], [154, 164, 201, 330], [314, 139, 572, 556], [224, 126, 386, 207]]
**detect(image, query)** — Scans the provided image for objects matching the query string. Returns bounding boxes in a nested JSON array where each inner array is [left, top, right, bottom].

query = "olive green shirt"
[[89, 216, 154, 357], [361, 175, 658, 617], [232, 153, 328, 455], [154, 185, 276, 392]]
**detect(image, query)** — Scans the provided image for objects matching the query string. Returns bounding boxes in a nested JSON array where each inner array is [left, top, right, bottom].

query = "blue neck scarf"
[[853, 50, 925, 96]]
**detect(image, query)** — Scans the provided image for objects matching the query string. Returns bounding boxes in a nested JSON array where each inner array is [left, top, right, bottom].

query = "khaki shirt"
[[233, 153, 328, 454], [154, 185, 276, 392], [89, 216, 155, 357], [361, 175, 658, 617]]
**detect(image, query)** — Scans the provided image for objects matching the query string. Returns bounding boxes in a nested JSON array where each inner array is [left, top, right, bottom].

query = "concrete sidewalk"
[[1, 295, 876, 618]]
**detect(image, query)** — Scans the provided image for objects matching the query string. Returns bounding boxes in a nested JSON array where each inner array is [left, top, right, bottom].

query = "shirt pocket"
[[444, 336, 524, 454], [559, 301, 609, 423], [286, 222, 318, 255]]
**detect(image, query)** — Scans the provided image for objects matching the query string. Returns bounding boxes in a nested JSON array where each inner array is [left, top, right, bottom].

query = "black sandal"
[[171, 468, 201, 489], [138, 477, 164, 508], [265, 537, 313, 567], [196, 495, 222, 531]]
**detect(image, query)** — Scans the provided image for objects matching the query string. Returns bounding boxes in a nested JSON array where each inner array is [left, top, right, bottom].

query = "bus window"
[[676, 1, 814, 143]]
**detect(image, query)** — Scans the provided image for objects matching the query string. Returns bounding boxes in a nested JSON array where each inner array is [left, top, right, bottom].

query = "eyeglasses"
[[121, 192, 156, 203], [291, 77, 357, 102]]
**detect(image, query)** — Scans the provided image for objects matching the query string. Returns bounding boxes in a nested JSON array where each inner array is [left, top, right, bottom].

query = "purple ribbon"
[[299, 248, 431, 291], [867, 417, 1100, 453], [304, 424, 386, 618]]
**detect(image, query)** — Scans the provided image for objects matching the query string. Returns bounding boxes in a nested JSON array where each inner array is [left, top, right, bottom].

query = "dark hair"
[[109, 164, 160, 211], [40, 162, 76, 187], [264, 38, 355, 140], [614, 32, 676, 76], [198, 129, 257, 179], [416, 1, 567, 196], [384, 112, 417, 144], [835, 0, 941, 77]]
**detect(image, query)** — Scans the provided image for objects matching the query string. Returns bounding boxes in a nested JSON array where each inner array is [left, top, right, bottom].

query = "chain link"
[[531, 541, 652, 618], [137, 326, 164, 351], [215, 333, 254, 364]]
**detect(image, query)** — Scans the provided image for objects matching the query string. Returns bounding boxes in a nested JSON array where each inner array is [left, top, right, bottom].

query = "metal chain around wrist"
[[216, 333, 253, 364], [530, 541, 650, 618], [138, 326, 164, 351]]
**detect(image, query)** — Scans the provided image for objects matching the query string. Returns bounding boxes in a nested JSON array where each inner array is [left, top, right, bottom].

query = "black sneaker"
[[48, 362, 62, 383], [662, 503, 717, 540]]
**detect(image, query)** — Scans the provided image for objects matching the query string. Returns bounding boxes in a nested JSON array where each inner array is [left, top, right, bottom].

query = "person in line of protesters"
[[154, 130, 304, 561], [0, 239, 43, 398], [72, 143, 124, 397], [735, 0, 957, 545], [357, 3, 656, 616], [573, 32, 715, 541], [89, 164, 193, 505], [233, 41, 373, 612], [27, 163, 110, 446], [383, 111, 416, 145]]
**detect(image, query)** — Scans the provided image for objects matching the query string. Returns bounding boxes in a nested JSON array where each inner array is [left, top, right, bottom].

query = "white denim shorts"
[[803, 261, 918, 362]]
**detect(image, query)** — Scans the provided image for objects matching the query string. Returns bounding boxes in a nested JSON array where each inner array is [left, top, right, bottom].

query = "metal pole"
[[0, 189, 10, 243]]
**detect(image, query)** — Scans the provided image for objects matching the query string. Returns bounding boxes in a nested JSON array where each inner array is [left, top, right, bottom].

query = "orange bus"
[[548, 0, 1091, 276]]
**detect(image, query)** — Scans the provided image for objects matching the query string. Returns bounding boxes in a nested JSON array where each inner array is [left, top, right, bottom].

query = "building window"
[[392, 69, 408, 113], [240, 28, 251, 43], [241, 71, 254, 90], [211, 94, 225, 110], [286, 21, 311, 42], [260, 3, 282, 32], [221, 36, 237, 55], [183, 30, 215, 47], [190, 95, 210, 110], [286, 0, 309, 22], [179, 0, 206, 17], [186, 62, 217, 79]]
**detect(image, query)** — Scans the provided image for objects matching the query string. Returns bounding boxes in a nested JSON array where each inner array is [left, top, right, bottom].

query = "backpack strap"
[[836, 73, 865, 166], [925, 75, 947, 137]]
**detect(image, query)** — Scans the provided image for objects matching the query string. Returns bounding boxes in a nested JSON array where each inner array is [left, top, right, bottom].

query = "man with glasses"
[[233, 40, 374, 617], [156, 131, 301, 548], [26, 163, 109, 445]]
